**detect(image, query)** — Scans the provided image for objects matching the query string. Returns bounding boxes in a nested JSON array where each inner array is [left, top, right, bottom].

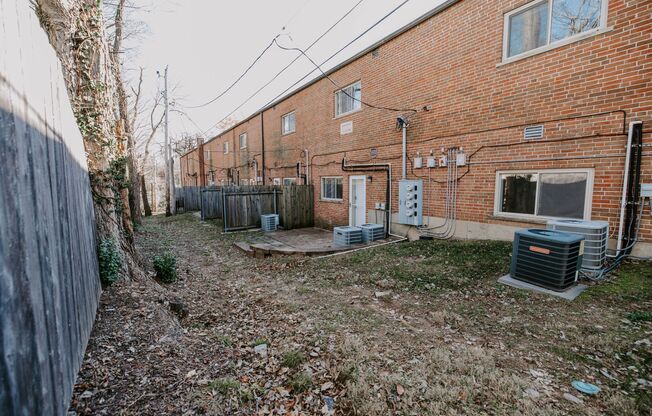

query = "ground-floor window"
[[283, 178, 297, 186], [494, 169, 593, 220], [321, 176, 343, 201]]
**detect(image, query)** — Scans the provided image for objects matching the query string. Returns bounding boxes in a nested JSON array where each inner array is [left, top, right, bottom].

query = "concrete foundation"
[[378, 212, 652, 257]]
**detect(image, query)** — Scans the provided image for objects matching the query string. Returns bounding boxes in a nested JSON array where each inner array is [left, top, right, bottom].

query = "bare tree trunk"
[[35, 0, 136, 276], [111, 0, 142, 226], [141, 174, 152, 216]]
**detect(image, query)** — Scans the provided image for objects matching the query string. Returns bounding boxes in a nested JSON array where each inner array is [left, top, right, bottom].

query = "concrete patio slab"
[[237, 227, 398, 257], [498, 274, 587, 300]]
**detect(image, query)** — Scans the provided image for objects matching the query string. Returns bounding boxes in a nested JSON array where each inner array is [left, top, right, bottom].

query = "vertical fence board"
[[1, 2, 101, 414], [200, 185, 313, 231]]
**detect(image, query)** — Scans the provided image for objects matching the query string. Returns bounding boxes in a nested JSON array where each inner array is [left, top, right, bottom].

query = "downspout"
[[616, 121, 642, 251], [305, 149, 310, 185], [252, 159, 259, 185], [261, 112, 266, 184], [197, 138, 206, 187]]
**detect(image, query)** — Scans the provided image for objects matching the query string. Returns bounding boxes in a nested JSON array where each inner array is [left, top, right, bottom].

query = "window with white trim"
[[494, 169, 593, 220], [281, 111, 296, 135], [504, 0, 606, 60], [283, 178, 297, 186], [223, 141, 229, 154], [321, 177, 343, 201], [239, 133, 247, 149], [335, 81, 361, 117]]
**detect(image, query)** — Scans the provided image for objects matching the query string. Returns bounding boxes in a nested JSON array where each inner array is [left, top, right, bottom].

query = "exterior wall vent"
[[524, 125, 544, 139], [371, 48, 380, 58]]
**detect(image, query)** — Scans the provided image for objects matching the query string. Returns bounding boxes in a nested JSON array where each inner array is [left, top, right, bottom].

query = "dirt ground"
[[69, 213, 651, 415]]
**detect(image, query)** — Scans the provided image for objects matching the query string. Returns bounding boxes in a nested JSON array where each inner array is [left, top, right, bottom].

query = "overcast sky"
[[125, 0, 445, 149]]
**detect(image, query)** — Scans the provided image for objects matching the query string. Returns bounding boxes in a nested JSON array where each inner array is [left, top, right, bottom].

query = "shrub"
[[153, 252, 177, 283], [98, 238, 121, 285]]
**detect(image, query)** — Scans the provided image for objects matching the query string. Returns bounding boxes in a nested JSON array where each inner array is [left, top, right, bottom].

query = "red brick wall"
[[181, 0, 652, 243]]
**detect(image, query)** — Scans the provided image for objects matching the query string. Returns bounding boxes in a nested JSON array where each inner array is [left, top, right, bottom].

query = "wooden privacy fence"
[[200, 185, 314, 231], [1, 3, 101, 414], [176, 186, 203, 211]]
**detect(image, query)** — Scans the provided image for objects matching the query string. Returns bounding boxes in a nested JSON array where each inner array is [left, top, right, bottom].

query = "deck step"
[[233, 241, 254, 257]]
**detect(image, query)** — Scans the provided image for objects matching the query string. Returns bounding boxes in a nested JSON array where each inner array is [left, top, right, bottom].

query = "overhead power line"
[[185, 35, 280, 109], [260, 0, 412, 110], [198, 0, 368, 137], [273, 38, 417, 113]]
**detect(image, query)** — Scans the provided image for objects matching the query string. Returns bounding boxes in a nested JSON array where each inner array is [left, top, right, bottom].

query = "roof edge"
[[183, 0, 461, 156]]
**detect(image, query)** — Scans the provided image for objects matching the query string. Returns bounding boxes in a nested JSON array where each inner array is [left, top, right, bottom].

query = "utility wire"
[[200, 0, 408, 137], [261, 0, 411, 110], [281, 0, 316, 31], [196, 0, 366, 137], [273, 38, 417, 113], [185, 35, 280, 109]]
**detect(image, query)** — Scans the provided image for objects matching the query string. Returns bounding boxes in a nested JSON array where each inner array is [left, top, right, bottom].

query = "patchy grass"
[[290, 372, 313, 393], [281, 350, 305, 369], [74, 213, 652, 415], [250, 338, 268, 347], [209, 377, 240, 394], [214, 334, 233, 346], [626, 310, 652, 322], [330, 239, 512, 291], [582, 262, 652, 302]]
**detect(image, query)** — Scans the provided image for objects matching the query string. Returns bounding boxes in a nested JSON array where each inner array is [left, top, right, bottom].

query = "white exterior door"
[[349, 175, 366, 226]]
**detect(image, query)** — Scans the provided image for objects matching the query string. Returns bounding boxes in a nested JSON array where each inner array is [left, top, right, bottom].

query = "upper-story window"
[[282, 111, 296, 135], [239, 133, 247, 149], [504, 0, 606, 61], [223, 141, 229, 154], [335, 81, 361, 117]]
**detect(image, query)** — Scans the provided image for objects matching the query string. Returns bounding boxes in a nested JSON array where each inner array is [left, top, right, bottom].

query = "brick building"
[[180, 0, 652, 255]]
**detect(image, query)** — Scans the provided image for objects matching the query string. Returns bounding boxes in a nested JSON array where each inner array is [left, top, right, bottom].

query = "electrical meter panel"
[[398, 180, 423, 226]]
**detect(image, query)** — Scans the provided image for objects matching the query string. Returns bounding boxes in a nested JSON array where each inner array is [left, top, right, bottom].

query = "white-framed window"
[[503, 0, 608, 61], [283, 178, 297, 186], [335, 81, 362, 117], [321, 176, 343, 201], [272, 178, 282, 185], [494, 169, 594, 221], [282, 111, 296, 135], [223, 141, 229, 154], [239, 133, 247, 149]]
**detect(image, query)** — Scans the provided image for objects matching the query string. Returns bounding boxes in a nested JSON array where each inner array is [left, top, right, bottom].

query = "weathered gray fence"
[[176, 186, 204, 211], [201, 187, 225, 220], [1, 2, 101, 415], [279, 184, 314, 230], [200, 185, 314, 231]]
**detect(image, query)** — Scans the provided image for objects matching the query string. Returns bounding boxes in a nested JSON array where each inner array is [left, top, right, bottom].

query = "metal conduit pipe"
[[398, 116, 409, 179], [617, 121, 643, 252]]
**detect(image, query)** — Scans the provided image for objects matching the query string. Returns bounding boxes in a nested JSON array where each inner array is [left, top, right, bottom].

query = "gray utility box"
[[398, 179, 423, 226], [359, 223, 385, 242], [547, 219, 608, 271], [261, 214, 279, 232], [333, 226, 363, 246]]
